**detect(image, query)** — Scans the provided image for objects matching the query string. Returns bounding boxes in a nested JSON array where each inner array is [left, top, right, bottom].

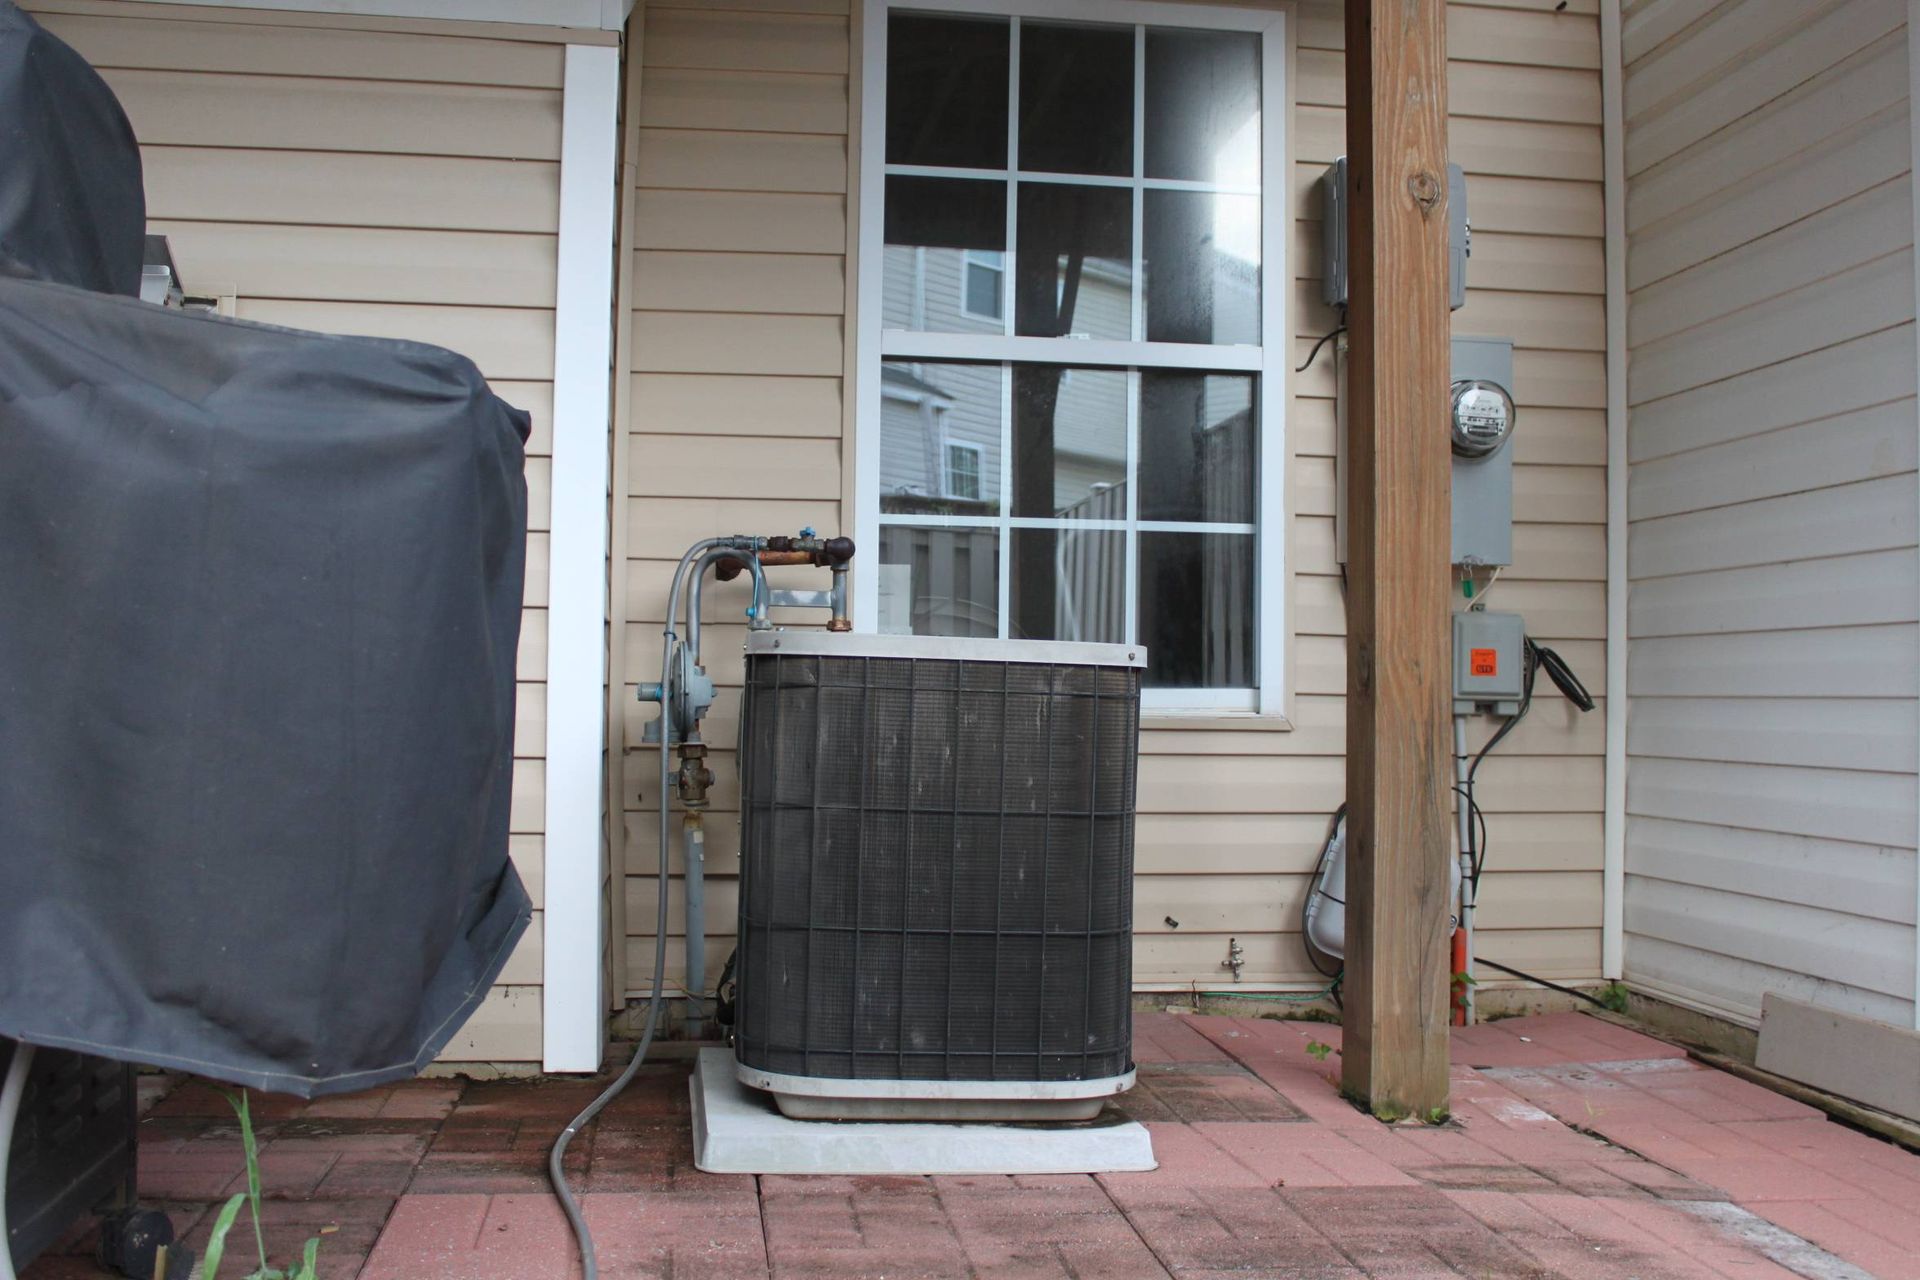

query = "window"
[[946, 440, 984, 501], [961, 250, 1004, 321], [856, 0, 1286, 713]]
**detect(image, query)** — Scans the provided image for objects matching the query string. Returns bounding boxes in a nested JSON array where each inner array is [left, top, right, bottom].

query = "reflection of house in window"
[[960, 249, 1003, 320], [880, 364, 996, 517]]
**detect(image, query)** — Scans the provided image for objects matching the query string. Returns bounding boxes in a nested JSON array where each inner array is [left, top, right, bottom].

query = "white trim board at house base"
[[542, 41, 622, 1074], [120, 0, 632, 30], [691, 1050, 1157, 1174]]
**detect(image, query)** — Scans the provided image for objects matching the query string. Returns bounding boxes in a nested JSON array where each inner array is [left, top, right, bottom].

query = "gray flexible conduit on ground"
[[546, 889, 668, 1280], [0, 1041, 36, 1280], [547, 536, 758, 1280]]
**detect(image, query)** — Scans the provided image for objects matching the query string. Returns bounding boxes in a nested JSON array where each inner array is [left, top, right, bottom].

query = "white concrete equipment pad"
[[690, 1049, 1157, 1175]]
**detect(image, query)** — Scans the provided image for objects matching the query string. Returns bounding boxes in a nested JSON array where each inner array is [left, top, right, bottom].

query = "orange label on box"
[[1469, 648, 1499, 678]]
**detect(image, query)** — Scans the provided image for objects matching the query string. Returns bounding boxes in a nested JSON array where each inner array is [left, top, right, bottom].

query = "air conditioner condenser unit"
[[730, 632, 1145, 1122]]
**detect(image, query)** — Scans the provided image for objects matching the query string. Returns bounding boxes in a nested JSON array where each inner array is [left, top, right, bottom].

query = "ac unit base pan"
[[693, 1050, 1155, 1175], [737, 1060, 1136, 1122]]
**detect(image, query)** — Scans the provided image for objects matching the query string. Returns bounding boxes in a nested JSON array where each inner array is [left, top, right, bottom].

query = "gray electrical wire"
[[0, 1041, 35, 1280], [547, 535, 758, 1280]]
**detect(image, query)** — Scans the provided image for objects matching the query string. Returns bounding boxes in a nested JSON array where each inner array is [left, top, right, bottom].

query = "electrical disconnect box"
[[1322, 158, 1469, 312], [1452, 609, 1525, 716], [1335, 334, 1517, 568]]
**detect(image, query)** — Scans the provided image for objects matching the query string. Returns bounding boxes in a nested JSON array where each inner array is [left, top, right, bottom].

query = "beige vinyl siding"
[[1620, 0, 1919, 1028], [618, 0, 1609, 997], [27, 0, 567, 1061]]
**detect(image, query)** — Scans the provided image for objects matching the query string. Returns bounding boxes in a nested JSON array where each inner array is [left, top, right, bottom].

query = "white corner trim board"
[[122, 0, 633, 30], [1907, 0, 1920, 1032], [543, 41, 622, 1074], [1600, 0, 1628, 983]]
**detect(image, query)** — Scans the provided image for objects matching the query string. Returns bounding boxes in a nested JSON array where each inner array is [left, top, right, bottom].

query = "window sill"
[[1141, 709, 1294, 732]]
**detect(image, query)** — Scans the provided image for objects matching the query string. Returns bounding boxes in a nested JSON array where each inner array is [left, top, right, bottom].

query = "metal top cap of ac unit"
[[1451, 378, 1515, 458], [746, 630, 1146, 669]]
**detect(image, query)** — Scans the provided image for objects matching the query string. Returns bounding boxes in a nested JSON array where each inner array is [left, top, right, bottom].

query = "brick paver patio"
[[21, 1011, 1919, 1278]]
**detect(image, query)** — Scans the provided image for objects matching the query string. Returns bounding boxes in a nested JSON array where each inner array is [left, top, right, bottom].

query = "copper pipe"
[[713, 550, 833, 580]]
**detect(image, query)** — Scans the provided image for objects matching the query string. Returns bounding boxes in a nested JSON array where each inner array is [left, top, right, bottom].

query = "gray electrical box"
[[1334, 335, 1516, 568], [1453, 609, 1525, 716], [1321, 158, 1469, 312]]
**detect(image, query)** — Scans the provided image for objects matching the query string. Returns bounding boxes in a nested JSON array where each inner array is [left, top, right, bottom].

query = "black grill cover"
[[0, 272, 532, 1096], [0, 1, 144, 296]]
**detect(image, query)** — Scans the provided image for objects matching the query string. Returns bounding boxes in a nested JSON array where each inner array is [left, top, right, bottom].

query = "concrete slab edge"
[[689, 1048, 1157, 1176]]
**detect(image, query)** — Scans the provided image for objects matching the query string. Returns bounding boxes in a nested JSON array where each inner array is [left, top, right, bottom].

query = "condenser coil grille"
[[734, 640, 1141, 1084]]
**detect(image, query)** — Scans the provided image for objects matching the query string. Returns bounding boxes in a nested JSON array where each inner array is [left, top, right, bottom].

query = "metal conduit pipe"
[[1453, 714, 1476, 1026], [688, 544, 769, 667], [550, 533, 754, 1280]]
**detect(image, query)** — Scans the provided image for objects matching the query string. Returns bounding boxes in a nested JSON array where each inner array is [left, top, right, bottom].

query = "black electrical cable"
[[1461, 637, 1592, 891], [1473, 957, 1614, 1011], [1452, 785, 1489, 887], [713, 949, 737, 1028], [1295, 325, 1346, 374], [1533, 640, 1594, 712]]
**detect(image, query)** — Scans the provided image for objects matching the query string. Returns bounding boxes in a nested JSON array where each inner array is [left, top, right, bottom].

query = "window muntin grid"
[[858, 0, 1287, 714]]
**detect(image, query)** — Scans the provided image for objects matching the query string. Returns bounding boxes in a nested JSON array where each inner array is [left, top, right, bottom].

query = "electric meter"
[[1451, 379, 1514, 458]]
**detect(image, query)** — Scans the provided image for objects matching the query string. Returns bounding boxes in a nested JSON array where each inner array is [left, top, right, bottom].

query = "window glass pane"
[[1014, 184, 1132, 341], [880, 361, 1003, 515], [1143, 189, 1260, 345], [1139, 372, 1256, 523], [884, 176, 1007, 334], [1144, 29, 1260, 186], [1012, 364, 1126, 519], [1138, 532, 1254, 688], [887, 13, 1009, 169], [1018, 21, 1134, 176], [879, 526, 1000, 637], [1011, 527, 1124, 643]]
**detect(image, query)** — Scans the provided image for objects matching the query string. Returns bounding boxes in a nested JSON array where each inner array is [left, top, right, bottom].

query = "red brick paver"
[[22, 1011, 1919, 1279], [1473, 1020, 1920, 1280]]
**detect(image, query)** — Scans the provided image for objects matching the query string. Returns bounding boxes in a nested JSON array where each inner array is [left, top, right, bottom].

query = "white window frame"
[[852, 0, 1289, 716], [944, 439, 986, 501], [129, 0, 632, 30], [959, 249, 1007, 322]]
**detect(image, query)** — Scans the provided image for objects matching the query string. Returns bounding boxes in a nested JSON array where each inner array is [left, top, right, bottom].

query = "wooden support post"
[[1340, 0, 1454, 1119]]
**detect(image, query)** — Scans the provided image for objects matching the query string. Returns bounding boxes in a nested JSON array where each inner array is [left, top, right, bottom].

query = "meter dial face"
[[1451, 379, 1514, 458]]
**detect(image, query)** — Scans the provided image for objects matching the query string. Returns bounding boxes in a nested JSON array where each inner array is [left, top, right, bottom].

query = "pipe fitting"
[[1221, 937, 1245, 982], [675, 742, 714, 807]]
